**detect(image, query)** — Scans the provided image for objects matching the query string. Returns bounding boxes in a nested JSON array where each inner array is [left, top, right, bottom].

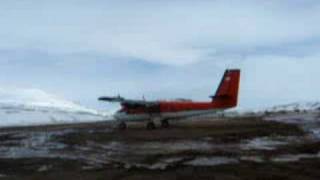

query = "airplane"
[[99, 69, 240, 130]]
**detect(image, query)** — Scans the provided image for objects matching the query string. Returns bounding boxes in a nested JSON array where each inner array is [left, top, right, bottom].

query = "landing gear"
[[117, 121, 127, 130], [161, 119, 170, 128], [146, 121, 156, 130]]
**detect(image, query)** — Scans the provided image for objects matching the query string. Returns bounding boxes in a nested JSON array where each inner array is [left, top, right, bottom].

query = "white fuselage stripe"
[[114, 109, 225, 121]]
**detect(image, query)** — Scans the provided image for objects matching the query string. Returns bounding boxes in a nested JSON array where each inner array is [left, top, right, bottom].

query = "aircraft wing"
[[98, 96, 157, 107]]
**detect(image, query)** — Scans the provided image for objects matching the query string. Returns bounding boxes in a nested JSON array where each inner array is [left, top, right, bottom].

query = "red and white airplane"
[[99, 69, 240, 130]]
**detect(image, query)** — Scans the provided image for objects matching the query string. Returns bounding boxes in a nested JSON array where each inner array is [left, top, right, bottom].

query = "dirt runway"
[[0, 115, 319, 180]]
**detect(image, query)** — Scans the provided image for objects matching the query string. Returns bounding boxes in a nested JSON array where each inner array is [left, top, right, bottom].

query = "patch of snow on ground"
[[272, 153, 320, 162], [184, 157, 238, 166], [240, 156, 265, 163], [126, 157, 186, 170], [265, 112, 319, 124], [240, 137, 289, 151], [264, 112, 320, 140], [0, 131, 70, 158], [89, 141, 227, 155]]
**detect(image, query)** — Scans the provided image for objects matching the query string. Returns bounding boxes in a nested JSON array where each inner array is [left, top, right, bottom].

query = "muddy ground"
[[0, 115, 320, 180]]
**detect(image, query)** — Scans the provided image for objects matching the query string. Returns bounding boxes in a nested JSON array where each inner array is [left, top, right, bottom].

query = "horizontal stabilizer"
[[98, 96, 125, 102]]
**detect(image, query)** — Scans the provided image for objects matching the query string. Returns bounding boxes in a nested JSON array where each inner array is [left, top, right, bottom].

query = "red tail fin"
[[211, 69, 240, 108]]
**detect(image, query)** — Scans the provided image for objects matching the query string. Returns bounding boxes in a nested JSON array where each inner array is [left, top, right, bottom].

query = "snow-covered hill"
[[228, 101, 320, 117], [266, 102, 320, 112], [0, 88, 111, 127]]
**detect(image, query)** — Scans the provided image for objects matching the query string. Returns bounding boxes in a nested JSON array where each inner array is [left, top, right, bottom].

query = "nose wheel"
[[146, 121, 156, 130]]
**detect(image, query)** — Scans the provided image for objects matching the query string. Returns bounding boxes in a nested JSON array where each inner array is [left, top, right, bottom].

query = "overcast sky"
[[0, 0, 320, 111]]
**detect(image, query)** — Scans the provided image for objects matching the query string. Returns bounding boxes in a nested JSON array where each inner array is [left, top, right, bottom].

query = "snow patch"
[[272, 153, 320, 162], [241, 137, 289, 151], [264, 112, 319, 124], [264, 112, 320, 140], [266, 101, 320, 112], [240, 156, 265, 163], [0, 131, 67, 158], [184, 157, 238, 166]]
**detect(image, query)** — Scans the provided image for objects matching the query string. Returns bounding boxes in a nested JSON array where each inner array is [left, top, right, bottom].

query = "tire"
[[161, 119, 170, 128], [118, 122, 127, 130], [146, 121, 156, 130]]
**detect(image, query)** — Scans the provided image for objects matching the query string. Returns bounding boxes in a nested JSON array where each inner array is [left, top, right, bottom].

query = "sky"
[[0, 0, 320, 111]]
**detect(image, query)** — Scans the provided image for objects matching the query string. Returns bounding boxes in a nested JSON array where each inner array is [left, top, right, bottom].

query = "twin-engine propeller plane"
[[99, 69, 240, 130]]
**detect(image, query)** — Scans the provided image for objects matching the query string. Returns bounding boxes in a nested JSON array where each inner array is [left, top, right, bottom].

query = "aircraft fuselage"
[[115, 101, 228, 121]]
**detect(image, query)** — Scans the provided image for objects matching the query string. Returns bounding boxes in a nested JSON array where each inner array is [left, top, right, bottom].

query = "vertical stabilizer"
[[211, 69, 240, 108]]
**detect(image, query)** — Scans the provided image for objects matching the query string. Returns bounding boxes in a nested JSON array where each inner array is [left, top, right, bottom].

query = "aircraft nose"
[[113, 112, 126, 120]]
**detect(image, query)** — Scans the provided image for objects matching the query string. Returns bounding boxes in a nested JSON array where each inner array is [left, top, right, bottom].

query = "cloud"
[[239, 53, 320, 109], [0, 49, 319, 110], [0, 0, 319, 110], [0, 1, 320, 65]]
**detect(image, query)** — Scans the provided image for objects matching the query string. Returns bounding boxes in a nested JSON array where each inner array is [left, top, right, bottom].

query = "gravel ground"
[[0, 115, 319, 180]]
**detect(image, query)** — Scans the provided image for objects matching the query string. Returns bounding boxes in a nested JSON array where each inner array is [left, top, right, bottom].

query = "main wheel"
[[161, 119, 170, 128], [117, 122, 127, 130], [146, 121, 156, 130]]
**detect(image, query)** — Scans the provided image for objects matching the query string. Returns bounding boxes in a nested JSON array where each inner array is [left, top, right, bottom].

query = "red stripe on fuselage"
[[120, 100, 235, 115], [159, 101, 214, 113]]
